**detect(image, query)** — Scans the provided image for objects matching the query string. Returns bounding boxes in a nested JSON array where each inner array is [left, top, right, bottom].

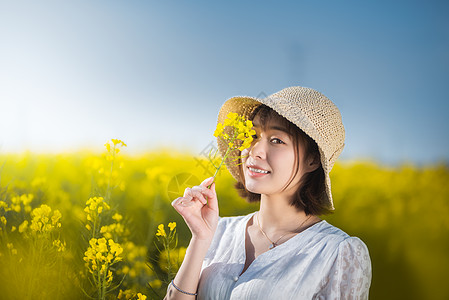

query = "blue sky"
[[0, 0, 448, 164]]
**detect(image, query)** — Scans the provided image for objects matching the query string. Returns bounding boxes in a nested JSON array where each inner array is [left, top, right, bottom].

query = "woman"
[[165, 86, 372, 299]]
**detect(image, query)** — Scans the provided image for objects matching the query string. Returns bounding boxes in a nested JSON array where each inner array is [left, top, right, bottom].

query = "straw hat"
[[216, 86, 345, 209]]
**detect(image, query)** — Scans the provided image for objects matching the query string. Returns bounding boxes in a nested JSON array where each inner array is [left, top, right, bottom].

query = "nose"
[[249, 138, 266, 160]]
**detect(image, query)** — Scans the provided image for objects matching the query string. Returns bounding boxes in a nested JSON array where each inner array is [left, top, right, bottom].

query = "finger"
[[183, 187, 193, 198], [172, 197, 195, 209], [190, 185, 215, 200], [189, 186, 209, 205], [200, 177, 214, 188], [207, 182, 219, 211], [184, 187, 207, 205], [192, 185, 215, 197]]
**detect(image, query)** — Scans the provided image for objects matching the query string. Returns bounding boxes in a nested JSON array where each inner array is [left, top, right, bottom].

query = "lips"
[[246, 163, 271, 177]]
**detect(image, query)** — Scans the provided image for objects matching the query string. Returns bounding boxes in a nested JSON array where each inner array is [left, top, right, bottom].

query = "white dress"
[[197, 212, 372, 299]]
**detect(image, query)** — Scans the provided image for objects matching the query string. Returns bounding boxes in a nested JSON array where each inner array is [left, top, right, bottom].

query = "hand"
[[171, 177, 219, 241]]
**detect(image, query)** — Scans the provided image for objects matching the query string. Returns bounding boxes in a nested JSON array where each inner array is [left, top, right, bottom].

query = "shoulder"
[[303, 221, 371, 266], [318, 221, 371, 276]]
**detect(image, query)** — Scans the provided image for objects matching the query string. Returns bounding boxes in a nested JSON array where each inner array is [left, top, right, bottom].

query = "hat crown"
[[263, 86, 345, 170]]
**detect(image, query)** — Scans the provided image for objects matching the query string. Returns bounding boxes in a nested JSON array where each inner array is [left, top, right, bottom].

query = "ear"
[[305, 153, 320, 173]]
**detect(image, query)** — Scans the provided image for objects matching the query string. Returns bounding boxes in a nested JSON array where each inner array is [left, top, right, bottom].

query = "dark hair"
[[234, 104, 332, 216]]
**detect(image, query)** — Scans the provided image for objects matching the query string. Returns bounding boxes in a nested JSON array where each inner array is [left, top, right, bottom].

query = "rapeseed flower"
[[168, 222, 176, 231], [210, 112, 256, 179], [84, 196, 110, 232], [118, 289, 146, 300], [156, 224, 166, 237], [137, 293, 147, 300], [18, 220, 28, 233], [53, 239, 66, 252], [83, 237, 123, 273], [152, 221, 180, 288], [84, 237, 124, 299], [100, 223, 127, 240], [112, 212, 123, 222], [30, 204, 62, 233]]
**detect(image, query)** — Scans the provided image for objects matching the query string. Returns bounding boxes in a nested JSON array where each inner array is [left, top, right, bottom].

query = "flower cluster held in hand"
[[209, 112, 256, 179], [214, 112, 256, 151]]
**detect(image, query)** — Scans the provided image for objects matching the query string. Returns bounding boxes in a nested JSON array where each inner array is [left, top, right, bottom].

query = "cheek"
[[241, 149, 250, 163], [272, 149, 296, 174]]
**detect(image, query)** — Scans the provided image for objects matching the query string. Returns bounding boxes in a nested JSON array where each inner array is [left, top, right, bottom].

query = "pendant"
[[269, 243, 277, 249]]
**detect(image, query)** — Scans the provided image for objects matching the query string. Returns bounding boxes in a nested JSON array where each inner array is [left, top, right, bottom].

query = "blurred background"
[[0, 0, 448, 299]]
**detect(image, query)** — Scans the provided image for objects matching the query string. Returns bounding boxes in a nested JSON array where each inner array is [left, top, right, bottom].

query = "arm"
[[314, 237, 372, 300], [164, 177, 219, 300]]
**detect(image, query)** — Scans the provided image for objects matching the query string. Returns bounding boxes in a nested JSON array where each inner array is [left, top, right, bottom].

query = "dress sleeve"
[[314, 237, 372, 300]]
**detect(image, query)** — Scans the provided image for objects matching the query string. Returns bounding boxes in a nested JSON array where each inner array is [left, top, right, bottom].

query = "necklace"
[[256, 212, 313, 250]]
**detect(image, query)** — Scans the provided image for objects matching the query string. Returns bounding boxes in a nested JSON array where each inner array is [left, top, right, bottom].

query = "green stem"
[[105, 145, 115, 204], [166, 238, 172, 280], [210, 137, 234, 186]]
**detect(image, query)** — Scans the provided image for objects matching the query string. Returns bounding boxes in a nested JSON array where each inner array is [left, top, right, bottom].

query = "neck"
[[257, 194, 313, 235]]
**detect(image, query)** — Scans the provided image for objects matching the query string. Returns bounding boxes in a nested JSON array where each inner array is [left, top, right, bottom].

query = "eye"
[[271, 138, 285, 144]]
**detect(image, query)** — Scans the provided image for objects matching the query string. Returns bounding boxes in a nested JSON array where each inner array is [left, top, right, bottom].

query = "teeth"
[[249, 167, 269, 174]]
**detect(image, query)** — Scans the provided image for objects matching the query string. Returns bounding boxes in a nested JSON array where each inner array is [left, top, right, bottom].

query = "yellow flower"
[[107, 270, 113, 283], [111, 138, 127, 147], [168, 222, 176, 231], [213, 123, 224, 137], [112, 213, 123, 222], [224, 112, 238, 126], [210, 112, 255, 179], [52, 210, 62, 225], [118, 289, 133, 300], [0, 201, 8, 210], [137, 293, 147, 300], [30, 204, 62, 233], [53, 239, 66, 252], [156, 224, 166, 237], [84, 237, 123, 275], [19, 220, 28, 233]]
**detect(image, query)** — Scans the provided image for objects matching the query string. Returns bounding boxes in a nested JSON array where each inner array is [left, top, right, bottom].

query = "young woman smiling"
[[165, 86, 372, 299]]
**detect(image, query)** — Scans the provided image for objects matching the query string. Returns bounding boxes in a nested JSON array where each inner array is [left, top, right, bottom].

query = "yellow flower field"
[[0, 141, 448, 299]]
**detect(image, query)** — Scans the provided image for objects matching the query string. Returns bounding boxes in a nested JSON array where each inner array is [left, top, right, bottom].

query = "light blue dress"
[[198, 212, 372, 299]]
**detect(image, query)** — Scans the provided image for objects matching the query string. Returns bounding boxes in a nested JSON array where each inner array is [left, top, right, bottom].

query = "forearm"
[[164, 237, 212, 300]]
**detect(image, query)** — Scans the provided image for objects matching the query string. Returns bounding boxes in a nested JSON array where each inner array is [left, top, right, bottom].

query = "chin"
[[243, 180, 264, 195]]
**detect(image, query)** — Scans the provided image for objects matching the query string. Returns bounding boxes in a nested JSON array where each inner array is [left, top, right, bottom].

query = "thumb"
[[207, 182, 219, 211], [200, 177, 214, 188]]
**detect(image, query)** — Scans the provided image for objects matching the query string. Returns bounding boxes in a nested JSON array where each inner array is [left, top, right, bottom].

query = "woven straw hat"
[[216, 86, 345, 209]]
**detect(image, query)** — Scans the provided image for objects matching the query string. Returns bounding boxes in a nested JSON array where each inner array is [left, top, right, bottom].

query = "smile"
[[248, 167, 270, 174]]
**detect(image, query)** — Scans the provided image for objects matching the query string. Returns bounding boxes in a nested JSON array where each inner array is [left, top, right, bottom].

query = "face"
[[241, 114, 315, 198]]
